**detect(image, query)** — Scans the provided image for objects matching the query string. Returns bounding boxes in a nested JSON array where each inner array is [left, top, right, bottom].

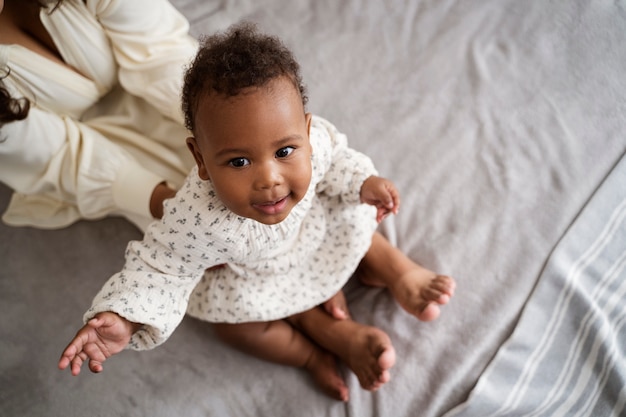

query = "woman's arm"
[[87, 0, 198, 125]]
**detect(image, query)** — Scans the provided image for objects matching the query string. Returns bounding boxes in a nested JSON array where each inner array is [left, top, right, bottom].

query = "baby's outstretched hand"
[[360, 176, 400, 223], [58, 312, 138, 376]]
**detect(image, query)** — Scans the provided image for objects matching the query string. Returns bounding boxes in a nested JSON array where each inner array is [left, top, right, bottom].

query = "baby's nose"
[[254, 161, 283, 189]]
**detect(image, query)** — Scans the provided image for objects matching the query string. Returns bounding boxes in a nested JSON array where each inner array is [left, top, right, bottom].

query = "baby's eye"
[[276, 146, 295, 158], [229, 157, 250, 168]]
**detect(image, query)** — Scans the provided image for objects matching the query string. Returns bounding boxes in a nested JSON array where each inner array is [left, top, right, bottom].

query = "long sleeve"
[[85, 229, 208, 351], [312, 116, 378, 204], [86, 0, 198, 126], [84, 171, 236, 350], [0, 106, 164, 227]]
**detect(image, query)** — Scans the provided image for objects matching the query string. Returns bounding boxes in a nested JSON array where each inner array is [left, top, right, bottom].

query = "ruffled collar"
[[185, 168, 316, 262]]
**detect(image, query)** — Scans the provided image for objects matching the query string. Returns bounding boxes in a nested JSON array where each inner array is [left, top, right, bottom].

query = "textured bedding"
[[1, 0, 625, 416], [445, 154, 626, 417]]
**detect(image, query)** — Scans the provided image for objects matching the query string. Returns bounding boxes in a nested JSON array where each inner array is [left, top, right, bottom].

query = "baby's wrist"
[[128, 320, 144, 334]]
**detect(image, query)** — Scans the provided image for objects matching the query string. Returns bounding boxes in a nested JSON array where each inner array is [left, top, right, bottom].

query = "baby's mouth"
[[253, 195, 289, 215]]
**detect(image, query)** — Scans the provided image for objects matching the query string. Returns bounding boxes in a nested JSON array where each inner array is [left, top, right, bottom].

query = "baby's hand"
[[360, 176, 400, 223], [58, 312, 139, 376]]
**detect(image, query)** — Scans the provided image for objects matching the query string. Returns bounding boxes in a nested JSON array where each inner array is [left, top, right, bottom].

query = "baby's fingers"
[[369, 180, 400, 214], [58, 343, 85, 375], [58, 321, 100, 375], [70, 352, 90, 376], [87, 356, 104, 374], [391, 188, 400, 213], [59, 342, 107, 376], [58, 352, 73, 372], [69, 351, 104, 376], [382, 182, 400, 213], [376, 206, 393, 223]]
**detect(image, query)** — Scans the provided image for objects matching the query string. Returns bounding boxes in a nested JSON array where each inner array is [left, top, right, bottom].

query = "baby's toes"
[[421, 285, 449, 303], [433, 275, 456, 296], [417, 302, 441, 322], [357, 369, 378, 390]]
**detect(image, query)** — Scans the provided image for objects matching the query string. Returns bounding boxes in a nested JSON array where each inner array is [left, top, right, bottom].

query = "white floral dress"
[[86, 116, 379, 350]]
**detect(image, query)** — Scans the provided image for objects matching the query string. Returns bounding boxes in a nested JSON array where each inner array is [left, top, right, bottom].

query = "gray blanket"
[[1, 0, 625, 416], [445, 154, 626, 416]]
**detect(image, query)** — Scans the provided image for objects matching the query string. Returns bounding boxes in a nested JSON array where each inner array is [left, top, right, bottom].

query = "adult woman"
[[0, 0, 198, 229]]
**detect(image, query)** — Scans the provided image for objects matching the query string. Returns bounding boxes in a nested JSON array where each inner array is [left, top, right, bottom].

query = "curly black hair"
[[0, 70, 30, 125], [181, 22, 308, 133]]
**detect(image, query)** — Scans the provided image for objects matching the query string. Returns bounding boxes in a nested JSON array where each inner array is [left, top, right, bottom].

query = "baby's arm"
[[58, 312, 141, 376], [360, 176, 401, 223]]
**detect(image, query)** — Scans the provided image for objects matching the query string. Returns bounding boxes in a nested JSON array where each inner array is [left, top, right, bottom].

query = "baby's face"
[[187, 77, 313, 225]]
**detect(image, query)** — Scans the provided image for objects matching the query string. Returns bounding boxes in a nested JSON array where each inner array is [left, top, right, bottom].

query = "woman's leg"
[[358, 232, 456, 321]]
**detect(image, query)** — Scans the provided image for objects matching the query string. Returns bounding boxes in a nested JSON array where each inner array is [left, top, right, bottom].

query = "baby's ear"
[[305, 113, 312, 137], [186, 137, 210, 180]]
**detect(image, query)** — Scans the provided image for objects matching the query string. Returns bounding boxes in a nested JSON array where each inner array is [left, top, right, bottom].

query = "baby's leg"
[[213, 321, 349, 401], [322, 290, 351, 320], [358, 232, 456, 321], [289, 308, 396, 391]]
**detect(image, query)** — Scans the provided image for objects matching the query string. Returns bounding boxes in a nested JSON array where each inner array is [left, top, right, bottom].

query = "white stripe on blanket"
[[445, 152, 626, 417]]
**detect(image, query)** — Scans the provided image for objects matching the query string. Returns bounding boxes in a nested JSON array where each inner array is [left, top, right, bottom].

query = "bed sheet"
[[445, 153, 626, 416], [1, 0, 625, 416]]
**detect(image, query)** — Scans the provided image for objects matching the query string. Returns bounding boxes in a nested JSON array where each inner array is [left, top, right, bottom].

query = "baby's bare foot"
[[342, 326, 396, 391], [358, 264, 455, 321], [322, 291, 351, 320], [390, 268, 456, 321], [305, 349, 349, 401]]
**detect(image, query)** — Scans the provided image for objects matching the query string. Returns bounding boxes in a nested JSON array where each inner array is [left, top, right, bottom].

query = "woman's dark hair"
[[0, 0, 64, 126], [0, 71, 31, 125], [181, 22, 308, 133]]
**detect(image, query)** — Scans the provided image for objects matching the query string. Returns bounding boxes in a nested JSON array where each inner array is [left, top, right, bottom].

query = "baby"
[[59, 22, 455, 402]]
